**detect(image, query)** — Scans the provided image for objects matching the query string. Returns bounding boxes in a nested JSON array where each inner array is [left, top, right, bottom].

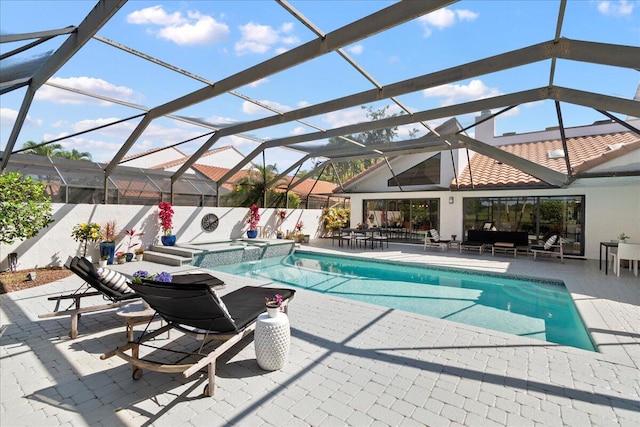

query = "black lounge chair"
[[530, 233, 564, 263], [101, 280, 295, 397], [39, 256, 139, 338]]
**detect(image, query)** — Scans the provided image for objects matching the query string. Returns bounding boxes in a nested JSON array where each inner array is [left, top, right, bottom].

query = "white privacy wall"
[[0, 204, 322, 270]]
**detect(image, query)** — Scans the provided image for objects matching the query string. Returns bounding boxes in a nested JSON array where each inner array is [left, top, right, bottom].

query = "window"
[[363, 198, 441, 242], [462, 196, 585, 256], [388, 154, 440, 187]]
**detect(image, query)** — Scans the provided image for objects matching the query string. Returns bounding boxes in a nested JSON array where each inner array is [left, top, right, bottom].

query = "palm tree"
[[58, 149, 92, 161], [223, 164, 289, 207], [21, 141, 64, 157]]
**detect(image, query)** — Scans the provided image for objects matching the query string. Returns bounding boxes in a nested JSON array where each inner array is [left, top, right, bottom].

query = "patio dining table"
[[339, 228, 385, 249], [600, 241, 618, 275]]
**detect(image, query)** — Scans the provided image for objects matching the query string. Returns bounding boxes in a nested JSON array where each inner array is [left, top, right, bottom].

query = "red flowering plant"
[[158, 202, 174, 236], [247, 204, 260, 231]]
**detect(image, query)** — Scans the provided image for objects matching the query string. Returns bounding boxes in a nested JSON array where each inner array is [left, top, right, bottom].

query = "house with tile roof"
[[129, 145, 338, 207], [339, 112, 639, 260]]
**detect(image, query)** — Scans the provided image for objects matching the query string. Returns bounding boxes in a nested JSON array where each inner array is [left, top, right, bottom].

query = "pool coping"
[[297, 241, 640, 370]]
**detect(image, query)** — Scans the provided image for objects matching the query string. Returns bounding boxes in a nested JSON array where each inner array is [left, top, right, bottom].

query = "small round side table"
[[255, 312, 290, 370], [116, 302, 156, 341]]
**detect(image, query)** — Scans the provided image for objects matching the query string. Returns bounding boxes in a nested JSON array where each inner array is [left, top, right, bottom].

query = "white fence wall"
[[1, 204, 322, 270]]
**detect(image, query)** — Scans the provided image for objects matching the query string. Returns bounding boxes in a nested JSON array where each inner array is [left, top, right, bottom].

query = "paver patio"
[[1, 240, 639, 426]]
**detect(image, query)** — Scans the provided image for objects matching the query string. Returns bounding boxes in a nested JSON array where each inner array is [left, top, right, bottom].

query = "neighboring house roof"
[[455, 131, 640, 189], [289, 178, 338, 196], [150, 146, 240, 170], [192, 164, 337, 196], [191, 164, 248, 191]]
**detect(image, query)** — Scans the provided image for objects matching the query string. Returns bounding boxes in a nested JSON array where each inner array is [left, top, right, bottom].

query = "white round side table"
[[255, 312, 290, 370]]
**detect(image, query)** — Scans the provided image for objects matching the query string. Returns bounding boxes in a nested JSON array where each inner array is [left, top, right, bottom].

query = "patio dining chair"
[[609, 242, 640, 277]]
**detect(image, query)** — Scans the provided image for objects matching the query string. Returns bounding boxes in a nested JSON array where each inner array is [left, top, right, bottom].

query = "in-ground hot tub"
[[183, 239, 295, 267]]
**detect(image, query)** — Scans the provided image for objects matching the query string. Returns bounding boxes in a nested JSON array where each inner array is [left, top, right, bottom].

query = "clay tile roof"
[[455, 131, 639, 189], [289, 178, 338, 195], [191, 164, 247, 186], [192, 164, 337, 196]]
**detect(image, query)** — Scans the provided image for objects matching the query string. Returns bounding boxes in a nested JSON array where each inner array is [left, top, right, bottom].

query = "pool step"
[[142, 245, 202, 266]]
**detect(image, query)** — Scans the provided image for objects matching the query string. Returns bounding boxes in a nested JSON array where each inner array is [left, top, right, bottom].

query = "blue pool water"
[[208, 251, 596, 351]]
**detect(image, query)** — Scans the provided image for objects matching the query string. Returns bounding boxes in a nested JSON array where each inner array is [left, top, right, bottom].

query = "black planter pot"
[[100, 241, 116, 265]]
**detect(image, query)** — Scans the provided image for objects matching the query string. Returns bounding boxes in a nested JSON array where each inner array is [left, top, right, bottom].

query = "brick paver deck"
[[1, 241, 639, 426]]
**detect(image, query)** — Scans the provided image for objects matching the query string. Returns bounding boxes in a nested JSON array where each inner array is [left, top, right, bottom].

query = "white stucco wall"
[[348, 177, 640, 260], [0, 204, 322, 270]]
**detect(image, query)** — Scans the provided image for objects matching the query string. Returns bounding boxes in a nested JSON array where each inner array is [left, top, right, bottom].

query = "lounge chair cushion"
[[76, 256, 100, 279], [543, 234, 558, 250], [96, 267, 132, 294]]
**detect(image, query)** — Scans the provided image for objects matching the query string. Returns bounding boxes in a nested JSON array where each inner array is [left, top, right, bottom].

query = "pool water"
[[208, 251, 596, 351]]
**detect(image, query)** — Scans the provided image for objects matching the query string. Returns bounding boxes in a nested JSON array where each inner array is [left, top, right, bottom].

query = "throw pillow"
[[211, 289, 232, 321], [430, 229, 440, 242], [543, 235, 558, 250], [96, 267, 133, 294]]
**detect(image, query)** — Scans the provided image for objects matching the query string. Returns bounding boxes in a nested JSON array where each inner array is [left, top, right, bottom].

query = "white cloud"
[[290, 126, 306, 135], [127, 5, 184, 25], [235, 21, 299, 55], [422, 79, 501, 106], [37, 77, 136, 105], [242, 100, 292, 115], [0, 107, 42, 127], [597, 0, 634, 16], [127, 6, 229, 46], [321, 107, 370, 129], [418, 7, 478, 37], [297, 101, 310, 108], [347, 44, 364, 55]]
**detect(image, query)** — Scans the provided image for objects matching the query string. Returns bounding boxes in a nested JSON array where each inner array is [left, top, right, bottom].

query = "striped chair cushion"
[[96, 267, 132, 294], [430, 229, 440, 241], [543, 234, 558, 250]]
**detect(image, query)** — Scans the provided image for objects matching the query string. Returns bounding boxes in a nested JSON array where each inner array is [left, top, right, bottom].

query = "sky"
[[1, 0, 639, 171]]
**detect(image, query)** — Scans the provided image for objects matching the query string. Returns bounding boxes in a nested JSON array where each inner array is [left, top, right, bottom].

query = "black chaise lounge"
[[101, 280, 295, 397], [39, 256, 139, 338]]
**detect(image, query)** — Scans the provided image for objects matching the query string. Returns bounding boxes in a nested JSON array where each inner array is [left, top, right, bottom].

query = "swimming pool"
[[207, 251, 596, 351]]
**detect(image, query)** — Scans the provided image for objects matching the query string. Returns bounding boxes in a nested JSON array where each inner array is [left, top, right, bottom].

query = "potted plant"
[[115, 251, 126, 264], [158, 202, 176, 246], [124, 228, 142, 261], [100, 220, 117, 264], [276, 209, 286, 239], [294, 220, 308, 243], [618, 233, 630, 243], [71, 222, 104, 259], [99, 254, 109, 268], [265, 293, 283, 318], [134, 247, 144, 261], [246, 204, 260, 238]]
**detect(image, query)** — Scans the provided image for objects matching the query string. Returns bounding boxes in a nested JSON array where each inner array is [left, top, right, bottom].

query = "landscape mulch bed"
[[0, 268, 73, 294]]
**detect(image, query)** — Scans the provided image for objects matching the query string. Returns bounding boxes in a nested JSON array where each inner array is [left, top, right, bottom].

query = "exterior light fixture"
[[449, 197, 454, 204]]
